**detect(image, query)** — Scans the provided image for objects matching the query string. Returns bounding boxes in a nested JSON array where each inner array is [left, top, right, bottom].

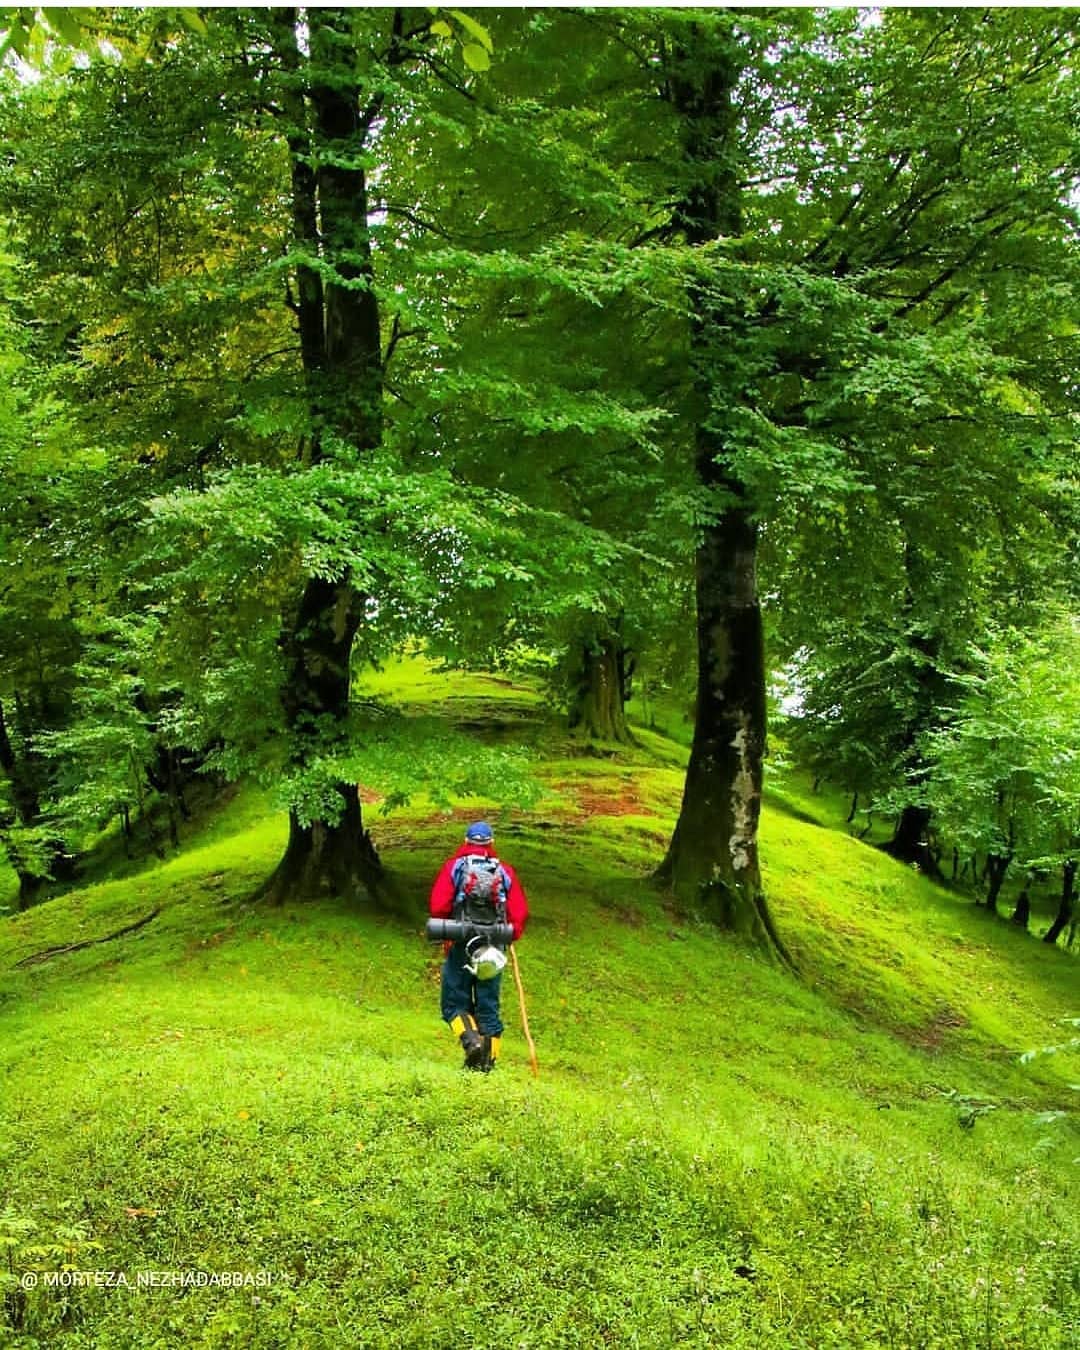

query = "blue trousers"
[[441, 942, 504, 1037]]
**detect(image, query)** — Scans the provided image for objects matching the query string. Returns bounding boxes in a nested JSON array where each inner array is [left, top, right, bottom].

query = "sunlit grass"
[[0, 658, 1076, 1348]]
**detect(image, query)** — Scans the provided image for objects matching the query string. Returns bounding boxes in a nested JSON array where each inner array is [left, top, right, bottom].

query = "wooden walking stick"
[[509, 944, 539, 1078]]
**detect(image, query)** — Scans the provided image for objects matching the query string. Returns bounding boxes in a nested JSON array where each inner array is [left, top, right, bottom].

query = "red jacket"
[[429, 842, 529, 942]]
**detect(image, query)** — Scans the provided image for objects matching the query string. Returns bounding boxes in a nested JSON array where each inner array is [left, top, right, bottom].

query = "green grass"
[[0, 656, 1076, 1348]]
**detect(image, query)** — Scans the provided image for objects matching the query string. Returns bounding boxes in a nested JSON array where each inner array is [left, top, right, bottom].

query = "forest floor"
[[0, 657, 1076, 1348]]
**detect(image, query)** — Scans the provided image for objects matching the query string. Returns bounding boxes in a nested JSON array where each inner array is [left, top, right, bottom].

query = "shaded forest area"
[[0, 6, 1078, 952]]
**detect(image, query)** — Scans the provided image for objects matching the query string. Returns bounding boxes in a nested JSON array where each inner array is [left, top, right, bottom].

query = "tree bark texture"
[[655, 28, 789, 961], [568, 633, 634, 744], [656, 506, 785, 949], [264, 574, 382, 902], [261, 8, 392, 904]]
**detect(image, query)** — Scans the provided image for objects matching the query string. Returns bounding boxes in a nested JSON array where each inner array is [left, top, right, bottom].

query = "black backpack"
[[452, 854, 508, 927]]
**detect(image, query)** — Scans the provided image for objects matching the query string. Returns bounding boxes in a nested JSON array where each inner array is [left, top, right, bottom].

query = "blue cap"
[[465, 820, 494, 844]]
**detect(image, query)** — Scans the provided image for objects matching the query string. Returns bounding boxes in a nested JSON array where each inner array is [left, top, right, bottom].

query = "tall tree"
[[255, 7, 393, 902], [0, 246, 81, 903], [360, 8, 692, 747], [651, 17, 789, 953], [599, 4, 1079, 948], [763, 8, 1080, 869]]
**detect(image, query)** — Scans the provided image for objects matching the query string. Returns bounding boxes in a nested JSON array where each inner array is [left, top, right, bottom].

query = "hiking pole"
[[509, 944, 539, 1078]]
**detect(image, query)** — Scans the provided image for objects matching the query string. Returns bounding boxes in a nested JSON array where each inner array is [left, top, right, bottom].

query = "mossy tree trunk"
[[266, 577, 381, 901], [261, 9, 399, 904], [655, 503, 785, 951], [653, 27, 789, 963], [568, 632, 634, 744]]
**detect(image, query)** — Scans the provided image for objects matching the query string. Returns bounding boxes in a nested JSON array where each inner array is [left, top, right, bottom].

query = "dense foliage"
[[0, 7, 1076, 946]]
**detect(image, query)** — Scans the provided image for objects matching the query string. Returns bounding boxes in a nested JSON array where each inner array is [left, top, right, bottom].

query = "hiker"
[[429, 820, 529, 1072]]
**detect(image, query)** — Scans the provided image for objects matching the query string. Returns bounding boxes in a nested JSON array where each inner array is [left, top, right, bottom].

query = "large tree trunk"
[[261, 575, 382, 903], [568, 633, 634, 744], [654, 26, 789, 961], [260, 9, 395, 904], [310, 11, 385, 454], [882, 804, 942, 877], [269, 787, 381, 902], [984, 850, 1012, 914], [656, 504, 787, 953], [1043, 858, 1076, 945]]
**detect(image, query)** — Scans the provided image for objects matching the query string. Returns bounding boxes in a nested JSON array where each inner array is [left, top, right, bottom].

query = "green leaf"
[[45, 8, 85, 49], [0, 18, 30, 60], [449, 9, 493, 53], [461, 42, 490, 72], [430, 19, 452, 39], [179, 8, 208, 37]]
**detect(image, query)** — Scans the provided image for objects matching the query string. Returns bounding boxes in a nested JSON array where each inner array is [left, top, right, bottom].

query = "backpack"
[[452, 854, 509, 928]]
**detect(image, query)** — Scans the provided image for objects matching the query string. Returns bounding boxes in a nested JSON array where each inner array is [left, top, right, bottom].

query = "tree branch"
[[382, 313, 428, 367], [893, 215, 1016, 319], [380, 203, 453, 239]]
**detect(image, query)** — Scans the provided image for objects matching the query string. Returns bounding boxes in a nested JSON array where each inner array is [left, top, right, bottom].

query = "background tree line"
[[0, 6, 1076, 950]]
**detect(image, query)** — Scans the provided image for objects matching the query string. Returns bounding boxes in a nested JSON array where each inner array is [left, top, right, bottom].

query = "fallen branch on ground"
[[12, 907, 162, 968]]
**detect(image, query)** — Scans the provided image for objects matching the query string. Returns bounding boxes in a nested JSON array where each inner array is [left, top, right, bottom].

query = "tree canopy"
[[0, 6, 1076, 949]]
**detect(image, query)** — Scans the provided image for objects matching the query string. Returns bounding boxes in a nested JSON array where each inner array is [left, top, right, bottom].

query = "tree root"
[[12, 907, 162, 968]]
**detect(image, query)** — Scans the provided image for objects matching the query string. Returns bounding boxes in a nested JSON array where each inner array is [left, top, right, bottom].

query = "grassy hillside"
[[1, 659, 1076, 1349]]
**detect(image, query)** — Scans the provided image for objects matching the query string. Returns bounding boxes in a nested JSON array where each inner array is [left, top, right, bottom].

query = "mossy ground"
[[0, 657, 1076, 1348]]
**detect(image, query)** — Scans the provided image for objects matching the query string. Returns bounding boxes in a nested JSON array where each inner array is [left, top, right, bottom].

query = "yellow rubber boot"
[[450, 1013, 486, 1069], [485, 1036, 501, 1073]]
